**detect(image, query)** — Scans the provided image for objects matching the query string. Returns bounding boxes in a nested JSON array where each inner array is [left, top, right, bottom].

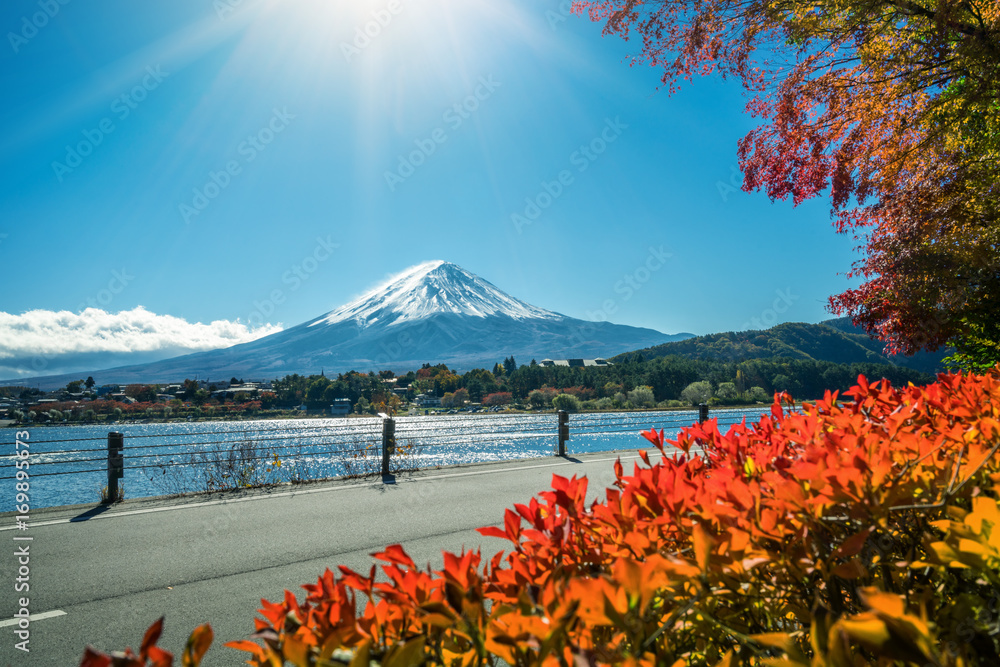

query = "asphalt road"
[[0, 449, 652, 667]]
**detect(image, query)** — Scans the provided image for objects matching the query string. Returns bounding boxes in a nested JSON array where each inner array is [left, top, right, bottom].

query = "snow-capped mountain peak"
[[19, 261, 688, 385], [313, 261, 563, 329]]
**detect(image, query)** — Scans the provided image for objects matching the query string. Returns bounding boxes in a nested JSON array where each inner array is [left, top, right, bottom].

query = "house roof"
[[537, 358, 612, 367]]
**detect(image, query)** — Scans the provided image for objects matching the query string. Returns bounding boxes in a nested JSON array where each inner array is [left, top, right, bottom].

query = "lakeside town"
[[0, 358, 658, 424]]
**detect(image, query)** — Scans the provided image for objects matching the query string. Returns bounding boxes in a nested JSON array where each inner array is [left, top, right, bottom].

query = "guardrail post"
[[107, 432, 124, 502], [557, 410, 569, 456], [698, 403, 709, 424], [381, 414, 395, 478]]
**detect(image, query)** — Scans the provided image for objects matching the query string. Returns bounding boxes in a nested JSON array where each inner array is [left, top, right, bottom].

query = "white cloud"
[[0, 307, 282, 379]]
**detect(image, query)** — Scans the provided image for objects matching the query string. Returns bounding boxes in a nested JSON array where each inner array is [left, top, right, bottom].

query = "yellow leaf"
[[383, 636, 426, 667], [282, 635, 309, 666], [712, 650, 735, 667], [930, 541, 966, 567], [750, 632, 795, 651], [348, 640, 371, 667], [857, 588, 905, 617], [836, 616, 890, 648], [693, 523, 713, 573], [958, 538, 991, 558]]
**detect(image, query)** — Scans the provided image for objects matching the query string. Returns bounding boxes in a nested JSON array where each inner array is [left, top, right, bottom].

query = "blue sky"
[[0, 0, 861, 379]]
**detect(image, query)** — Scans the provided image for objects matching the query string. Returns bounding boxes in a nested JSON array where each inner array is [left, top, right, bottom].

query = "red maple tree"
[[574, 0, 1000, 365]]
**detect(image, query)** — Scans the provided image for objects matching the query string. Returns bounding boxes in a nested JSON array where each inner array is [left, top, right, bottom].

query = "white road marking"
[[0, 451, 664, 531], [0, 610, 66, 627]]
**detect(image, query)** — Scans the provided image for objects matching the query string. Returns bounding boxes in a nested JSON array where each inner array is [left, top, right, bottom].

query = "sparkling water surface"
[[3, 407, 770, 509]]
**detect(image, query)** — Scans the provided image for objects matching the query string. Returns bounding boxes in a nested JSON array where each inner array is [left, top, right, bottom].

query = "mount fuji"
[[18, 262, 692, 386]]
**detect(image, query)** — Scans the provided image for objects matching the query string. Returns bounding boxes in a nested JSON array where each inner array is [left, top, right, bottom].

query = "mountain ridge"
[[6, 262, 692, 389], [612, 318, 948, 374]]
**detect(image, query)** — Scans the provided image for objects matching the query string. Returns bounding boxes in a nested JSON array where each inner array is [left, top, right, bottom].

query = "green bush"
[[551, 393, 580, 412], [626, 385, 655, 408], [680, 380, 712, 405]]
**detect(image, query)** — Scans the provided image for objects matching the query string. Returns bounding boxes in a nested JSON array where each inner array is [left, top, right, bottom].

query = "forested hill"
[[612, 319, 948, 375]]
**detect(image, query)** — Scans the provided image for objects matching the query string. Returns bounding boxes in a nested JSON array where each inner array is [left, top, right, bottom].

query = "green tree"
[[182, 379, 199, 400], [771, 374, 801, 397], [734, 369, 747, 395], [85, 376, 95, 390], [192, 389, 210, 406], [527, 389, 547, 409], [503, 356, 517, 375], [463, 369, 497, 402], [551, 394, 581, 412], [305, 376, 332, 409], [715, 382, 739, 402], [680, 381, 712, 406], [626, 385, 655, 408], [66, 379, 84, 393], [125, 384, 157, 403]]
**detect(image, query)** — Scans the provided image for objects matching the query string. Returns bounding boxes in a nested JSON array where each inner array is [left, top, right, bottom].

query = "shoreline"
[[0, 402, 777, 428]]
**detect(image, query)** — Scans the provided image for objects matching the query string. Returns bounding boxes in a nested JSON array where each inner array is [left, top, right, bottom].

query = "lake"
[[4, 406, 772, 509]]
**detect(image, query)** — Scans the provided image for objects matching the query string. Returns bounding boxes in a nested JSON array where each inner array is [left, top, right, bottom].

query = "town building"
[[330, 398, 351, 416], [414, 393, 441, 407]]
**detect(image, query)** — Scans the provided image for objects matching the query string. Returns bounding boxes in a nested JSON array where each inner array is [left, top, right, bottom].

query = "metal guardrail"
[[3, 404, 755, 494]]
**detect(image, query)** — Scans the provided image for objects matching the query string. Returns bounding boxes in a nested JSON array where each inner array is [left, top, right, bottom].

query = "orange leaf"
[[376, 544, 416, 569], [477, 526, 507, 540], [139, 617, 166, 659], [692, 523, 713, 573], [224, 639, 265, 656], [182, 624, 213, 667]]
